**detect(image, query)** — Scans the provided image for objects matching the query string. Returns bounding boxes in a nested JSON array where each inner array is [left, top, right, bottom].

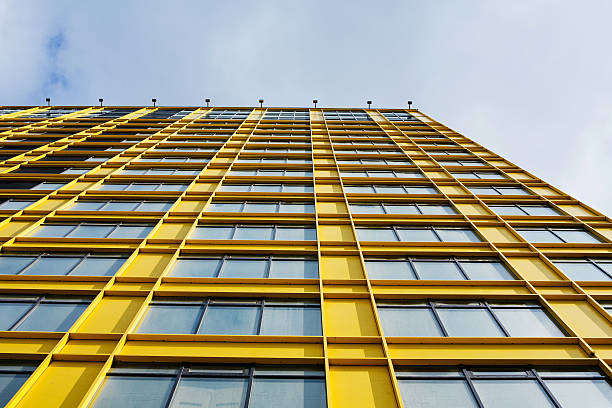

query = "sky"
[[1, 0, 611, 214]]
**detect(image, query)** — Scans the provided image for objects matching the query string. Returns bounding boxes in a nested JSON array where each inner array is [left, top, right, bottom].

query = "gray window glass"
[[252, 185, 282, 192], [0, 256, 36, 274], [92, 377, 174, 408], [553, 262, 610, 281], [398, 379, 477, 408], [356, 228, 397, 241], [0, 302, 32, 330], [192, 226, 234, 239], [544, 379, 612, 408], [350, 204, 385, 214], [436, 228, 480, 242], [244, 202, 277, 213], [436, 309, 504, 337], [234, 226, 274, 240], [73, 257, 125, 276], [260, 307, 321, 336], [365, 261, 415, 279], [517, 229, 562, 243], [137, 305, 201, 334], [0, 373, 31, 407], [458, 261, 513, 280], [283, 185, 313, 193], [171, 259, 221, 278], [15, 303, 87, 332], [137, 202, 172, 212], [412, 261, 463, 280], [384, 205, 420, 214], [209, 202, 243, 212], [248, 378, 326, 408], [169, 377, 248, 408], [471, 379, 554, 408], [70, 201, 105, 211], [405, 186, 437, 194], [419, 205, 456, 215], [523, 206, 560, 216], [345, 186, 374, 193], [276, 227, 316, 241], [491, 205, 525, 216], [279, 203, 314, 213], [379, 308, 443, 337], [31, 224, 74, 237], [396, 228, 438, 242], [198, 306, 260, 335], [0, 200, 34, 210], [493, 308, 564, 337], [109, 225, 152, 239], [21, 256, 81, 275], [70, 224, 114, 238], [269, 260, 318, 279], [103, 202, 140, 211], [554, 229, 601, 244], [220, 259, 267, 278]]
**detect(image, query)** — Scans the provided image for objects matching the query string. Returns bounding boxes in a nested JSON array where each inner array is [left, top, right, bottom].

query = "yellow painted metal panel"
[[321, 256, 364, 279], [327, 344, 384, 359], [582, 287, 612, 295], [121, 340, 323, 359], [477, 226, 520, 243], [325, 299, 379, 337], [507, 172, 534, 180], [330, 366, 398, 408], [110, 282, 155, 291], [68, 182, 95, 191], [319, 225, 355, 241], [594, 228, 612, 242], [557, 204, 595, 217], [455, 203, 490, 215], [530, 186, 559, 195], [77, 296, 145, 333], [438, 185, 466, 195], [173, 200, 206, 212], [15, 361, 103, 408], [0, 221, 33, 237], [548, 300, 612, 337], [592, 344, 612, 360], [424, 171, 448, 178], [30, 200, 66, 211], [506, 257, 562, 280], [151, 223, 191, 240], [61, 340, 117, 355], [315, 184, 342, 194], [389, 343, 587, 360], [315, 170, 338, 177], [535, 286, 577, 295], [189, 183, 216, 192], [0, 337, 57, 354], [121, 253, 173, 278], [316, 201, 348, 214]]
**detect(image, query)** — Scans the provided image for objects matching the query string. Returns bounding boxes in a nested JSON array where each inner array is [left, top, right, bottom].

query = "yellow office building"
[[0, 105, 611, 407]]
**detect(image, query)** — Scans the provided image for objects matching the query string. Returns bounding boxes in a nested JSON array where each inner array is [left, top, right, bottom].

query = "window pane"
[[261, 306, 321, 336], [73, 257, 125, 276], [396, 228, 438, 242], [249, 378, 326, 408], [436, 228, 480, 242], [70, 225, 115, 238], [137, 202, 173, 212], [109, 225, 152, 239], [374, 186, 405, 194], [384, 205, 420, 214], [436, 309, 504, 337], [160, 184, 187, 192], [102, 202, 140, 211], [0, 373, 30, 407], [412, 261, 464, 280], [365, 261, 415, 279], [21, 256, 81, 275], [523, 206, 560, 216], [350, 204, 385, 214], [199, 306, 259, 335], [220, 259, 267, 278], [97, 183, 128, 191], [244, 203, 277, 213], [404, 186, 437, 194], [16, 303, 87, 332], [419, 205, 456, 215], [138, 305, 202, 334], [92, 377, 174, 408], [233, 226, 274, 240], [220, 185, 249, 192], [356, 228, 397, 241], [276, 227, 316, 241], [498, 187, 529, 195], [545, 379, 612, 408], [459, 261, 514, 280], [398, 379, 477, 408], [282, 185, 313, 193], [345, 186, 374, 193], [171, 259, 221, 277], [0, 256, 37, 275], [279, 203, 314, 213], [379, 308, 443, 337], [209, 202, 243, 212], [553, 262, 610, 281], [252, 185, 282, 192], [554, 229, 602, 244], [70, 201, 105, 211], [31, 225, 74, 237], [491, 206, 525, 216], [518, 229, 563, 243], [269, 260, 318, 279], [126, 183, 156, 191], [472, 379, 555, 408], [192, 226, 234, 240], [0, 302, 33, 330], [169, 377, 248, 408], [494, 308, 564, 337]]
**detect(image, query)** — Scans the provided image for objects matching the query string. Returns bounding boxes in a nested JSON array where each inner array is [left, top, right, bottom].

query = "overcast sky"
[[1, 1, 611, 214]]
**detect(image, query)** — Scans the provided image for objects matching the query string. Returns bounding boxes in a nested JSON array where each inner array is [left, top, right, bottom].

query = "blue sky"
[[1, 0, 612, 214]]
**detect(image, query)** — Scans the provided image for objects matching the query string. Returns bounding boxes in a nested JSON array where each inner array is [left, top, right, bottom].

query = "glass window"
[[170, 377, 248, 408], [356, 228, 397, 241], [276, 227, 316, 241], [260, 306, 321, 336], [0, 200, 35, 210], [412, 261, 464, 280], [553, 229, 602, 244], [192, 226, 235, 240], [472, 379, 554, 407], [233, 226, 274, 240], [0, 256, 37, 275], [92, 376, 175, 408], [220, 259, 267, 278], [458, 260, 514, 280], [398, 379, 477, 408], [493, 307, 565, 337], [31, 224, 75, 238], [516, 229, 562, 243], [522, 206, 560, 216], [72, 257, 125, 276], [0, 302, 33, 330], [243, 202, 277, 213], [209, 202, 244, 212], [20, 256, 81, 276], [269, 259, 318, 279], [137, 305, 202, 334], [70, 224, 115, 238], [101, 202, 140, 211], [170, 258, 221, 278], [545, 378, 612, 408], [553, 261, 611, 281], [379, 307, 443, 337], [350, 204, 386, 214], [436, 308, 504, 337], [108, 225, 152, 239], [279, 203, 314, 213], [14, 302, 88, 332], [0, 367, 35, 407], [384, 204, 420, 214], [396, 228, 438, 242], [199, 305, 260, 335], [436, 228, 481, 242], [490, 205, 526, 216], [137, 202, 173, 212], [248, 377, 326, 408], [365, 260, 415, 280]]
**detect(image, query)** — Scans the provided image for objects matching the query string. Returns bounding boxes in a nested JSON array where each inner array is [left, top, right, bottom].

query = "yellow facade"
[[0, 105, 611, 407]]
